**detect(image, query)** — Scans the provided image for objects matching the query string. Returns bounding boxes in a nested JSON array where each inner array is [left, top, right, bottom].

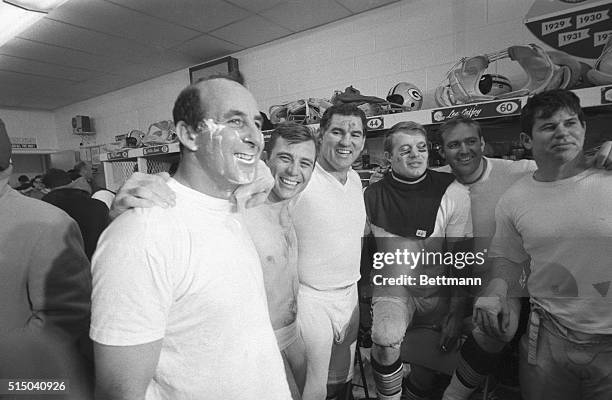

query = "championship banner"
[[525, 0, 611, 59]]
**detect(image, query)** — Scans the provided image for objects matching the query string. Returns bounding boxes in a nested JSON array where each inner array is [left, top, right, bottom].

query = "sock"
[[402, 375, 430, 400], [372, 356, 403, 399], [442, 333, 501, 400]]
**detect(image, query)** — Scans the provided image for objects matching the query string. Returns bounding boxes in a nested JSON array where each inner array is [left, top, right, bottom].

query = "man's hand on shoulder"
[[230, 159, 274, 212], [109, 172, 175, 220], [586, 141, 612, 170]]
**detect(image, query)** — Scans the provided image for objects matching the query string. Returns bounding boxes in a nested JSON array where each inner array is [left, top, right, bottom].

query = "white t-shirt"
[[439, 157, 536, 243], [292, 163, 366, 290], [90, 179, 291, 400], [489, 169, 612, 333]]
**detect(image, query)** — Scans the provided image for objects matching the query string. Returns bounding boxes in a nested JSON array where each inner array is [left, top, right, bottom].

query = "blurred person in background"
[[0, 118, 93, 399], [42, 168, 109, 260]]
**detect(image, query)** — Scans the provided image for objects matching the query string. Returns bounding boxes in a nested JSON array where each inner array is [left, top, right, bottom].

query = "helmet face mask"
[[387, 82, 424, 111]]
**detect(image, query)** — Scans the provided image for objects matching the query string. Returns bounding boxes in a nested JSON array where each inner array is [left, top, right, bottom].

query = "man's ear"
[[261, 150, 269, 162], [438, 144, 446, 160], [316, 128, 324, 144], [520, 132, 532, 150], [480, 136, 486, 153], [384, 151, 392, 164], [176, 121, 199, 151]]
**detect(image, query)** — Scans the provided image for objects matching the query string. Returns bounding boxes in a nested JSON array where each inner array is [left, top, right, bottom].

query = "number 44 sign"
[[525, 0, 611, 59]]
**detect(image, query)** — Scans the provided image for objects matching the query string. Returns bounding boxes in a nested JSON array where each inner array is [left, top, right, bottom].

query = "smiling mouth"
[[234, 153, 256, 163], [279, 176, 299, 187], [457, 156, 473, 164], [336, 148, 352, 157]]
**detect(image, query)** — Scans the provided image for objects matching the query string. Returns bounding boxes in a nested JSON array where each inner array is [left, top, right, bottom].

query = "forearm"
[[482, 257, 523, 297]]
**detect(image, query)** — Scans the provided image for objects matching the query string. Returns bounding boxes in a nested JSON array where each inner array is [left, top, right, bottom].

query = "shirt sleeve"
[[90, 209, 175, 346], [488, 194, 529, 263], [443, 182, 473, 239]]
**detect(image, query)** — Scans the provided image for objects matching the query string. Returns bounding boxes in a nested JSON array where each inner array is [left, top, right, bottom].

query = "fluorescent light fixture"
[[0, 0, 70, 48]]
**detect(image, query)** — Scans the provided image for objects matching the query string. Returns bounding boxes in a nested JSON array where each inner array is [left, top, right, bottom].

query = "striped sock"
[[402, 375, 430, 400], [443, 333, 501, 400], [372, 356, 403, 399]]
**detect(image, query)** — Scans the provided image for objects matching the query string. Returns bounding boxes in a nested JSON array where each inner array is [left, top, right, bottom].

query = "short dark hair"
[[67, 169, 81, 181], [18, 175, 29, 183], [384, 121, 427, 153], [268, 122, 318, 157], [521, 89, 585, 137], [42, 168, 72, 189], [319, 103, 367, 135], [172, 84, 205, 130], [438, 116, 482, 145]]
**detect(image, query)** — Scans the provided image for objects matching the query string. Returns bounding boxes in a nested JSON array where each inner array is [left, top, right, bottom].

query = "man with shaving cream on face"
[[90, 78, 291, 400]]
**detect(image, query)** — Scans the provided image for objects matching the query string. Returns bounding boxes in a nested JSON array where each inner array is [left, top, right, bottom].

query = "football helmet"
[[386, 82, 424, 111]]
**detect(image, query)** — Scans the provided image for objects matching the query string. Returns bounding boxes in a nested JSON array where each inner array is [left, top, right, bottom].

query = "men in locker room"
[[483, 89, 612, 400], [0, 118, 94, 399], [90, 77, 292, 400], [242, 122, 318, 399], [108, 103, 368, 400], [437, 114, 612, 399], [364, 121, 472, 400]]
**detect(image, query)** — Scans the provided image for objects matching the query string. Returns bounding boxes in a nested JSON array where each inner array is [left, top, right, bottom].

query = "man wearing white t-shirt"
[[485, 89, 612, 400], [438, 114, 612, 400], [292, 103, 367, 400], [91, 78, 291, 400]]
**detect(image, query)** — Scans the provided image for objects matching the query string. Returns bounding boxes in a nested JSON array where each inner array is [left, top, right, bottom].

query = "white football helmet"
[[386, 82, 424, 111]]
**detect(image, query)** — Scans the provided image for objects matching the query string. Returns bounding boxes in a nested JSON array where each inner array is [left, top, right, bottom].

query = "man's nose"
[[554, 125, 571, 138], [288, 160, 299, 175], [243, 124, 264, 149], [339, 133, 351, 146]]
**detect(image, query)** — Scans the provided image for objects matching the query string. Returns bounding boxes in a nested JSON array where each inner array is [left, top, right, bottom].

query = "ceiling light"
[[4, 0, 69, 13], [0, 0, 70, 48]]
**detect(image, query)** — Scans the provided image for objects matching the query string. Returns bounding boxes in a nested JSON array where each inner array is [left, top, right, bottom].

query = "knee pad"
[[371, 300, 411, 347], [372, 315, 407, 347]]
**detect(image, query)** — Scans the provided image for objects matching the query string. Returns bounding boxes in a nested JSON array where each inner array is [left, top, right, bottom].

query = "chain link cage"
[[109, 160, 137, 191], [146, 154, 180, 175]]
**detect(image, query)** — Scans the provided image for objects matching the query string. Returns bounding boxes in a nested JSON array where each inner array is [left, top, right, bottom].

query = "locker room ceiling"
[[0, 0, 398, 111]]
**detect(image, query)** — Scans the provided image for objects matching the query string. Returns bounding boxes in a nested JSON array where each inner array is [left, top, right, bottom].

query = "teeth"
[[337, 149, 351, 155], [280, 177, 298, 186], [235, 153, 254, 161]]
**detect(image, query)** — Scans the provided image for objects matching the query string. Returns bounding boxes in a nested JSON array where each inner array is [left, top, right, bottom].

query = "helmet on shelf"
[[478, 74, 512, 96], [386, 82, 424, 111]]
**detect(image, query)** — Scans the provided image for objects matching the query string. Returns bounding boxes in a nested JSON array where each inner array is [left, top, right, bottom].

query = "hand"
[[230, 160, 274, 212], [439, 311, 462, 352], [473, 296, 510, 339], [109, 172, 175, 220], [586, 141, 612, 170]]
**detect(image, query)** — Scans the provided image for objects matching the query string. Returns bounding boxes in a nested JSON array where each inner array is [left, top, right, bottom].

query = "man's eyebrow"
[[222, 110, 247, 119]]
